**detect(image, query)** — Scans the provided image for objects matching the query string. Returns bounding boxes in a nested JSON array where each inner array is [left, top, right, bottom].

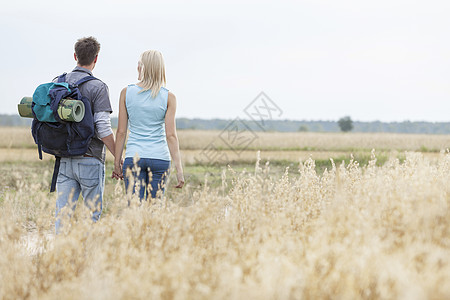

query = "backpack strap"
[[37, 142, 43, 160], [50, 156, 61, 193], [73, 75, 97, 87], [57, 73, 67, 83], [65, 122, 74, 154], [56, 73, 95, 86], [34, 122, 43, 160]]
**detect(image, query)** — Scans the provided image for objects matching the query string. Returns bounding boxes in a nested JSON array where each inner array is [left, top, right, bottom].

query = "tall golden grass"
[[0, 151, 449, 299]]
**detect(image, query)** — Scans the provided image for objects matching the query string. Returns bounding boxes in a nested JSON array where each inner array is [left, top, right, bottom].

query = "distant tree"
[[298, 125, 309, 132], [338, 116, 354, 132]]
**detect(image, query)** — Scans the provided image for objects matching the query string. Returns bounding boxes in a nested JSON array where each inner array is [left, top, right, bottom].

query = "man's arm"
[[94, 111, 115, 156], [101, 133, 115, 157]]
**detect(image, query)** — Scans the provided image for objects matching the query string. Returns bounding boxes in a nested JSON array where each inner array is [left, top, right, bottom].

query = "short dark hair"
[[74, 36, 101, 66]]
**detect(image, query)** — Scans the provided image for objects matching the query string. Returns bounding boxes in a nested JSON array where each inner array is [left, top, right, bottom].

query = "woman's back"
[[125, 84, 170, 160]]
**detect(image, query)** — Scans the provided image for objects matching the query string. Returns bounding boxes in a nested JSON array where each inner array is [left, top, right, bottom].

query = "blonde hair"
[[137, 50, 166, 98]]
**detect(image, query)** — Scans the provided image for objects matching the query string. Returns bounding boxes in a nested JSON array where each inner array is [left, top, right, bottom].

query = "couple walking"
[[55, 36, 184, 233]]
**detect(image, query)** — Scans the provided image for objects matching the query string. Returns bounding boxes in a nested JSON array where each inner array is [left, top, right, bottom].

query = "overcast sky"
[[1, 0, 450, 122]]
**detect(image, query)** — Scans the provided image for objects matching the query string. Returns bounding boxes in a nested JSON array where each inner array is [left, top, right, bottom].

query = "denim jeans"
[[122, 157, 170, 201], [55, 156, 105, 234]]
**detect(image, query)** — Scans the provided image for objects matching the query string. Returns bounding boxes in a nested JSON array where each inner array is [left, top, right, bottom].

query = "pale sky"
[[1, 0, 450, 122]]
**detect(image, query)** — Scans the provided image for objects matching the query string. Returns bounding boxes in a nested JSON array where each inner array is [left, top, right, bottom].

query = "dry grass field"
[[0, 126, 449, 299], [3, 127, 450, 152]]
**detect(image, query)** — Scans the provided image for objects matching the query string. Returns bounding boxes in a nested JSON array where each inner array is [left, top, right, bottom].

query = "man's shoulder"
[[52, 69, 110, 104], [83, 77, 108, 90], [65, 72, 108, 92]]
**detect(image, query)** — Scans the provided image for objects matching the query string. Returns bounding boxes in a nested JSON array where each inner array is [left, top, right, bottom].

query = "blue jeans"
[[55, 157, 105, 234], [122, 157, 170, 201]]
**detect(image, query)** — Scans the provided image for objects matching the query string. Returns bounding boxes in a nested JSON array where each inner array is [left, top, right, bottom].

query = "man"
[[55, 36, 116, 234]]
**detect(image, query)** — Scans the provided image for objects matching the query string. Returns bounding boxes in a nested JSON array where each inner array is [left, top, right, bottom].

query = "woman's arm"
[[165, 92, 185, 188], [113, 87, 128, 178]]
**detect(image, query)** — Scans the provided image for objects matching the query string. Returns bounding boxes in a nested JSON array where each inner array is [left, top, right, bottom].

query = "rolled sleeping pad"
[[57, 99, 85, 122], [17, 97, 85, 122], [17, 97, 33, 118]]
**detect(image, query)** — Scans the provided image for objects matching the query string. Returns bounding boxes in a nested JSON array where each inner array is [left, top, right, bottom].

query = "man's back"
[[61, 66, 112, 163]]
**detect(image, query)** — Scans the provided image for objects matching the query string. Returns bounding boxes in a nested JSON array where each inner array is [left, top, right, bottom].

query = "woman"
[[113, 50, 184, 200]]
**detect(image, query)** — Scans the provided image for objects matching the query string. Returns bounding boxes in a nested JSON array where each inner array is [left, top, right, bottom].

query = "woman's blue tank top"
[[124, 84, 171, 161]]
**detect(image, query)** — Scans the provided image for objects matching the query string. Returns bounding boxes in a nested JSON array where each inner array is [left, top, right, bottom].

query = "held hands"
[[112, 158, 124, 180]]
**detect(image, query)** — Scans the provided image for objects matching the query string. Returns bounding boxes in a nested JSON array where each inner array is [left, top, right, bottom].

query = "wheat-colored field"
[[177, 129, 450, 152], [2, 126, 449, 168], [0, 127, 449, 299], [3, 127, 450, 152]]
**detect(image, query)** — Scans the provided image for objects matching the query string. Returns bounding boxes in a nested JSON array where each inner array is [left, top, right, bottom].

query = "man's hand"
[[112, 157, 124, 180]]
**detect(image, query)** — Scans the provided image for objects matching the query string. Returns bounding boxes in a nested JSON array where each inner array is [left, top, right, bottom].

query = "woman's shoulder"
[[160, 87, 169, 97], [127, 84, 139, 90], [159, 87, 172, 100], [120, 86, 128, 96], [167, 91, 176, 107], [166, 89, 175, 98], [124, 84, 141, 96]]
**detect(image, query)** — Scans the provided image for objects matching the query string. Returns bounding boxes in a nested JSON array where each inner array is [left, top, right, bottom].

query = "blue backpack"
[[31, 73, 96, 192]]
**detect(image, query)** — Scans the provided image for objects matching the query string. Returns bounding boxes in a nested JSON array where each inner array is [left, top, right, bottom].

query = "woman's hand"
[[175, 172, 185, 188], [112, 158, 123, 180], [112, 171, 121, 180]]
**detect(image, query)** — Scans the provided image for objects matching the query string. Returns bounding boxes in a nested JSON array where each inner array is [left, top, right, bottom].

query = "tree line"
[[1, 114, 450, 134]]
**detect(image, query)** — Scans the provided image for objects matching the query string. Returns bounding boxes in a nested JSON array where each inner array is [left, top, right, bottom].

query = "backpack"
[[31, 73, 97, 192]]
